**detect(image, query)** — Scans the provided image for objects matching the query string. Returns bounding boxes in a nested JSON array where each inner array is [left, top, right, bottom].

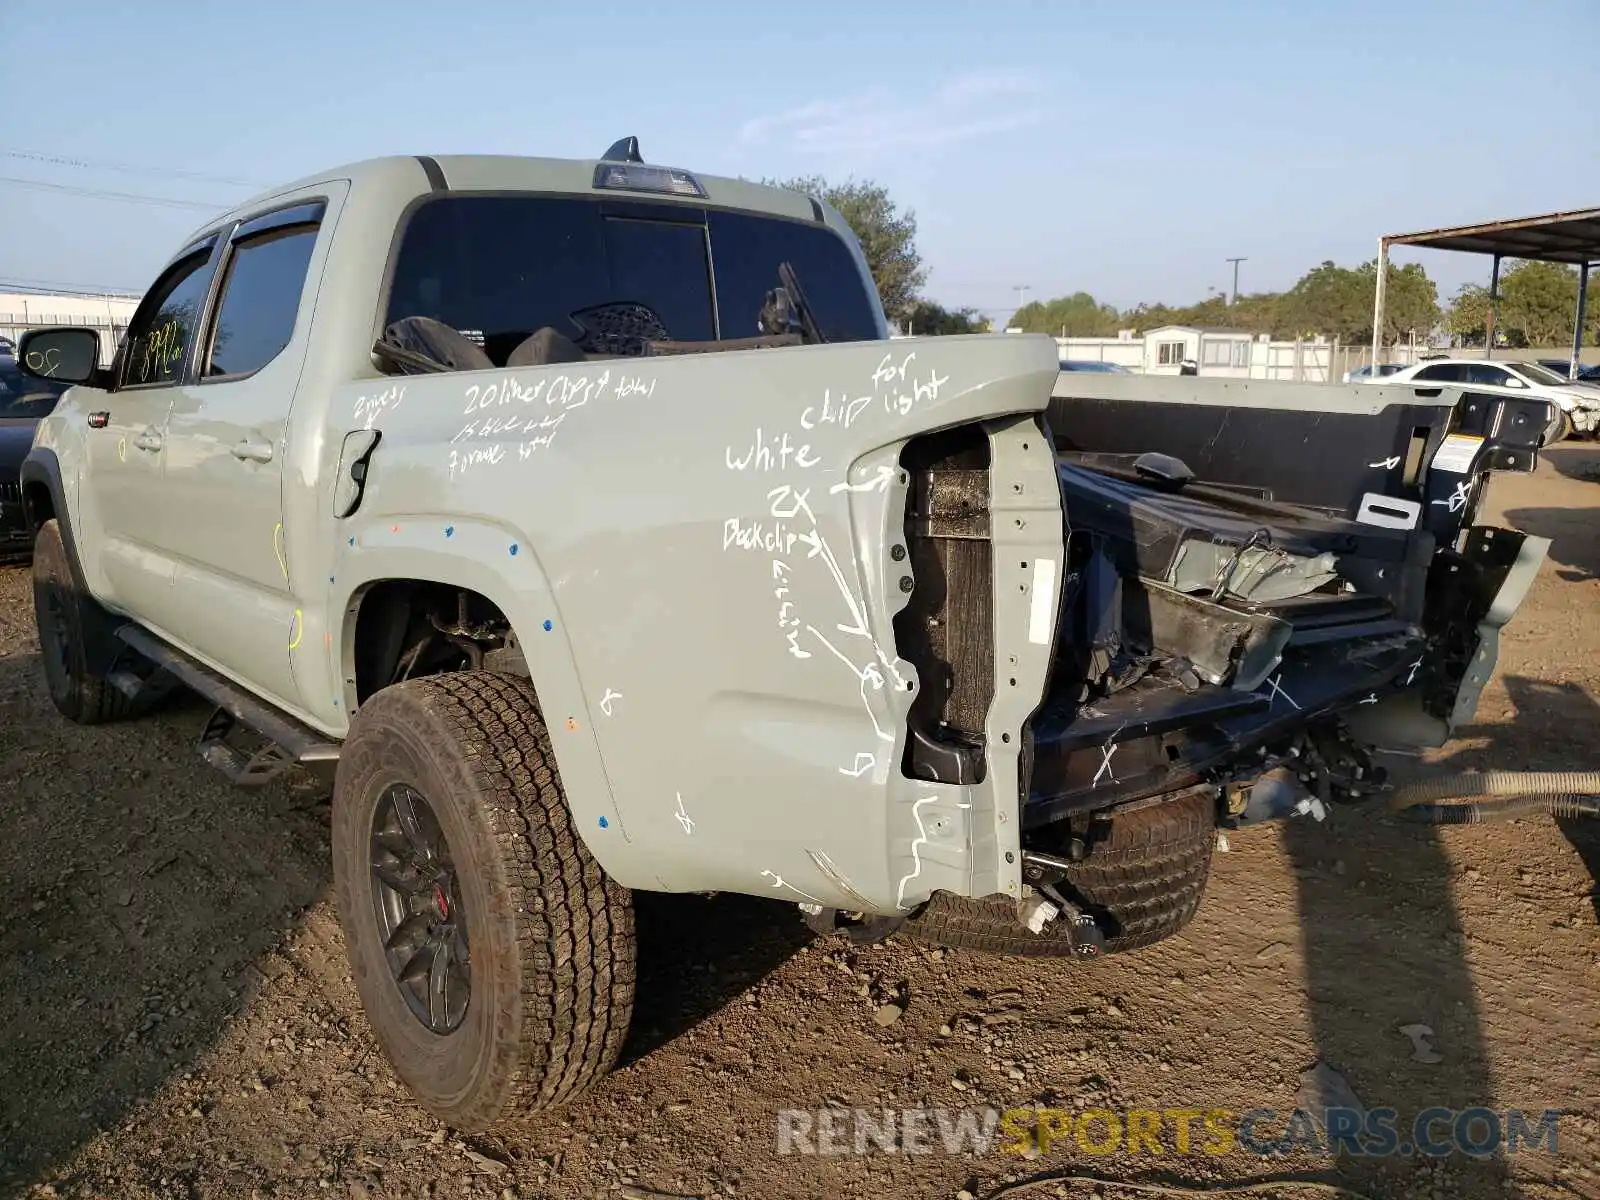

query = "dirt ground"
[[2, 447, 1599, 1200]]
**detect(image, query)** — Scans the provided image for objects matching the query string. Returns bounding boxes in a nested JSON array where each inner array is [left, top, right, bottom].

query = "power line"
[[0, 175, 228, 211], [0, 275, 143, 297], [0, 146, 265, 190]]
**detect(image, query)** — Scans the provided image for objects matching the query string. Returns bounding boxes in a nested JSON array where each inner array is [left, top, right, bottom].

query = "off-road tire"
[[903, 790, 1215, 957], [332, 671, 635, 1131], [31, 518, 140, 725]]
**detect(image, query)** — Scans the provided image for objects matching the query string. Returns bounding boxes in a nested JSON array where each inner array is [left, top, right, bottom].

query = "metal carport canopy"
[[1372, 205, 1600, 376]]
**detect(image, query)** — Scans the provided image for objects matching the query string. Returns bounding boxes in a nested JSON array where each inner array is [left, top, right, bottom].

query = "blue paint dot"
[[509, 542, 519, 556], [444, 525, 454, 538], [597, 816, 609, 829], [347, 536, 355, 546], [542, 619, 553, 632]]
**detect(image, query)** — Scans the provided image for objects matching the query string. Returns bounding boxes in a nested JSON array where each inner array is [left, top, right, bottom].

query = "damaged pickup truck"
[[15, 142, 1549, 1130]]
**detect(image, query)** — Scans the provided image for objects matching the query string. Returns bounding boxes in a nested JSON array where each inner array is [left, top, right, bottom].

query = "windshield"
[[385, 195, 885, 363], [1510, 361, 1570, 386], [0, 357, 71, 418]]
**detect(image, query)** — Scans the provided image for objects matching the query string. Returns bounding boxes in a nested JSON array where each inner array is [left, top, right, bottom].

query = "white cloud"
[[737, 70, 1049, 155]]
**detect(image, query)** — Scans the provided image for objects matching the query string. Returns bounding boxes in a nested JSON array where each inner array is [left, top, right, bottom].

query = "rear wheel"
[[31, 518, 141, 725], [332, 670, 635, 1131]]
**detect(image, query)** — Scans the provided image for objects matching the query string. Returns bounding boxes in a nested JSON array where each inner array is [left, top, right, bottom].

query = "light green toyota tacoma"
[[15, 139, 1548, 1131]]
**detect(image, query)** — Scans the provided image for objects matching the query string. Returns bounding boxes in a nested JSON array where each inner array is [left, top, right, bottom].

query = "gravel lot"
[[2, 447, 1598, 1200]]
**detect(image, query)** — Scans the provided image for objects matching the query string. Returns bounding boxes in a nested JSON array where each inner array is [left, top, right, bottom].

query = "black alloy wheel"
[[369, 783, 471, 1034]]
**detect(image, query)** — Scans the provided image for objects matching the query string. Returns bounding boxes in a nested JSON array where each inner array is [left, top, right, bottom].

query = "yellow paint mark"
[[117, 437, 126, 463], [288, 608, 304, 651], [272, 522, 288, 581]]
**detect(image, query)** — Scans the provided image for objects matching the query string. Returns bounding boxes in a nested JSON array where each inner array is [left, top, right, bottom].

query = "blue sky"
[[3, 0, 1596, 323]]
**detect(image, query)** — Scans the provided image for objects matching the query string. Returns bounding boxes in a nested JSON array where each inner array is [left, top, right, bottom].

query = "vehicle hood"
[[0, 419, 39, 474]]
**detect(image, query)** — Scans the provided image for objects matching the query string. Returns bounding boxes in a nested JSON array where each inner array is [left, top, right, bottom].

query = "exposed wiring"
[[979, 1172, 1385, 1200]]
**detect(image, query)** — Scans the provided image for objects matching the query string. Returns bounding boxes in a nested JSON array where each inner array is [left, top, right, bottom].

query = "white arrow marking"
[[828, 463, 897, 495]]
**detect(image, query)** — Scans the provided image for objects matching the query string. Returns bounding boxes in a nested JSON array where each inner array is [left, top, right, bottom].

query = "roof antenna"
[[601, 136, 643, 163]]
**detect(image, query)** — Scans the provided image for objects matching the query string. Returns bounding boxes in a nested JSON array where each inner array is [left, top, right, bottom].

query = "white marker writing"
[[800, 388, 873, 431], [725, 428, 820, 472]]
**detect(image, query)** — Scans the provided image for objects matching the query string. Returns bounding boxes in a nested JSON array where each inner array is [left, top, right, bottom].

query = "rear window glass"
[[384, 195, 880, 363]]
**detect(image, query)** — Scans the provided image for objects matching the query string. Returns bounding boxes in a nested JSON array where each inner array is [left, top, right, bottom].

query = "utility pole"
[[1225, 257, 1246, 305]]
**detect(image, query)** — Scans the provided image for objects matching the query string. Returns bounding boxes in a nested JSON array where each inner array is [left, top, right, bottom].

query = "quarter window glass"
[[206, 225, 320, 377], [706, 209, 881, 342]]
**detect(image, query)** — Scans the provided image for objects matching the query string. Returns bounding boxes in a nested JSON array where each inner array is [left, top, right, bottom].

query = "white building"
[[1055, 324, 1354, 383], [0, 290, 141, 362]]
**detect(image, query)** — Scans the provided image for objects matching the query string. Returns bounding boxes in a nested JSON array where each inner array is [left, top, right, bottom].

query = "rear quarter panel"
[[328, 333, 1060, 913]]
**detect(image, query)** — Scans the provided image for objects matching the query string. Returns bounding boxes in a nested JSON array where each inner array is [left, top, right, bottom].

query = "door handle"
[[231, 438, 274, 464], [134, 427, 163, 452]]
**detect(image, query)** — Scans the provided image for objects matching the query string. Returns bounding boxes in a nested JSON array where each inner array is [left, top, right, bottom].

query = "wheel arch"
[[19, 448, 77, 578], [19, 447, 125, 677], [335, 551, 633, 880]]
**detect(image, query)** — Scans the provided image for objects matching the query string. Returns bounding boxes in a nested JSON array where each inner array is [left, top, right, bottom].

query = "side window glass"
[[205, 225, 320, 378], [120, 249, 216, 388], [1414, 364, 1459, 382]]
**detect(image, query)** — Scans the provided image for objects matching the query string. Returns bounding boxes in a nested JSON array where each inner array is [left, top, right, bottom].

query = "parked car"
[[1374, 356, 1599, 442], [1058, 359, 1130, 373], [1342, 362, 1407, 383], [0, 354, 72, 561], [13, 146, 1547, 1133], [1536, 358, 1600, 384]]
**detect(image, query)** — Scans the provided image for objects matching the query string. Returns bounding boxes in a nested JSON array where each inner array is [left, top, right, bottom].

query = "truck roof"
[[189, 151, 825, 244]]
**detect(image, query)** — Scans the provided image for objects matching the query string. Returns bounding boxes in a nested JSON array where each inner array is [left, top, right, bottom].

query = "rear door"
[[154, 198, 328, 707]]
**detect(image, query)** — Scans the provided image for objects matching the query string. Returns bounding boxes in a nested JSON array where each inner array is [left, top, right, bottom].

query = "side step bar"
[[112, 624, 341, 786]]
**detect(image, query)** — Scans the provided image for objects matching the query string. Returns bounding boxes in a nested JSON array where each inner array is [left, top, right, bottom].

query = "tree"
[[1008, 291, 1122, 336], [1446, 283, 1491, 346], [1273, 258, 1437, 344], [903, 300, 989, 335], [1360, 259, 1439, 346], [1498, 260, 1584, 347], [764, 175, 926, 322]]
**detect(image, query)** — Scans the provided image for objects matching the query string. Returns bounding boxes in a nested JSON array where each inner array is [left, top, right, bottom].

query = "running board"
[[112, 624, 341, 786]]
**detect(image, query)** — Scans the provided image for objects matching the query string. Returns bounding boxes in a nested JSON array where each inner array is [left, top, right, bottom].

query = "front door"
[[85, 239, 223, 621]]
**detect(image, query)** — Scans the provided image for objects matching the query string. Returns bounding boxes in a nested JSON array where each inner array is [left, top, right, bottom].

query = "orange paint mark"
[[390, 524, 401, 534], [566, 718, 579, 731]]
